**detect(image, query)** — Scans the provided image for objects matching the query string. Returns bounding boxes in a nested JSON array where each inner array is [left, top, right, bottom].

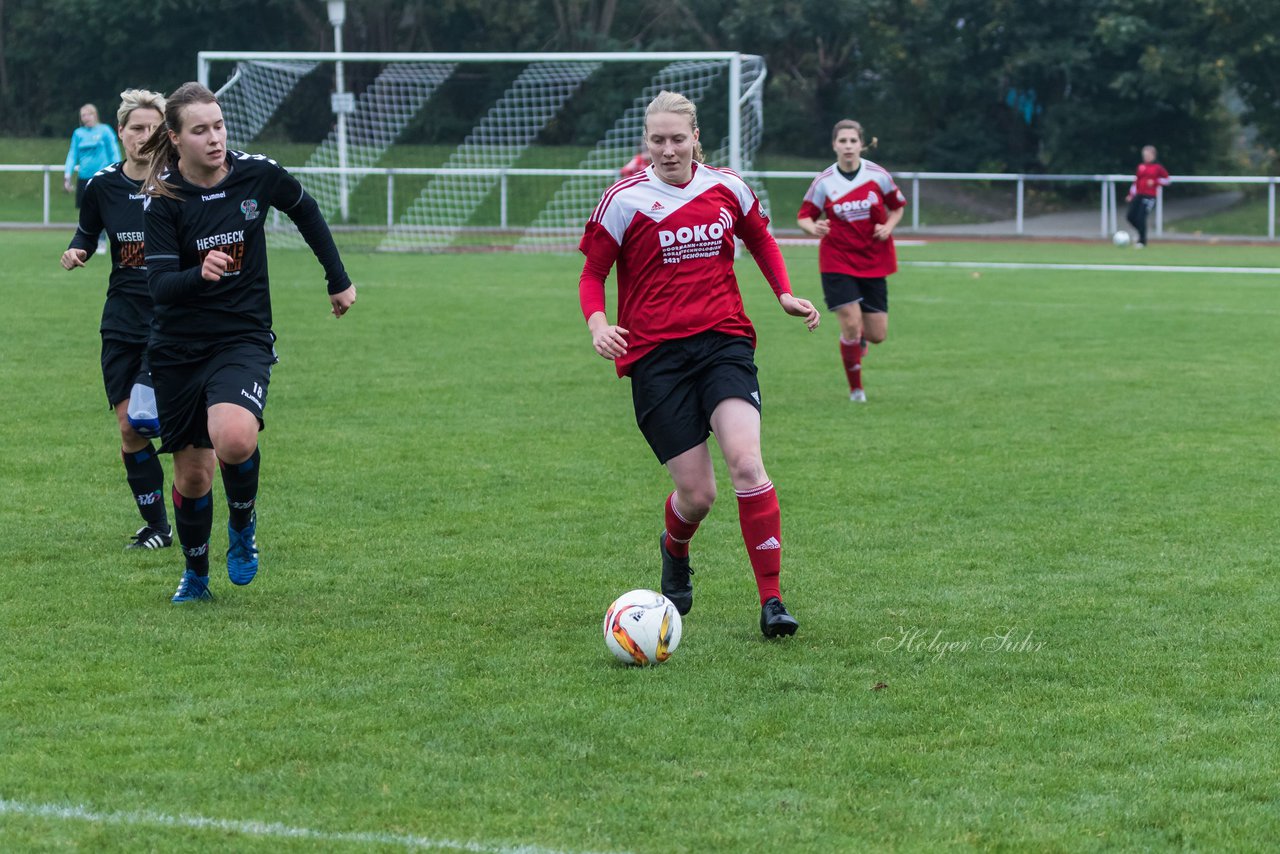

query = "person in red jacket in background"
[[619, 149, 651, 177], [1124, 145, 1170, 248]]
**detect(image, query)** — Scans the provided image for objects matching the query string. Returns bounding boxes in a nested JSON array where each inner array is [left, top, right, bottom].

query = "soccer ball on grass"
[[603, 589, 682, 666], [1112, 230, 1132, 247]]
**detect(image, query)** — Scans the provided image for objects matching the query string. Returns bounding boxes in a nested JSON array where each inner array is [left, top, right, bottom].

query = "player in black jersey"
[[60, 89, 174, 551], [138, 82, 358, 603]]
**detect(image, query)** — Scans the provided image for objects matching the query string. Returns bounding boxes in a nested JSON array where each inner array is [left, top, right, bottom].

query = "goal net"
[[197, 51, 768, 252]]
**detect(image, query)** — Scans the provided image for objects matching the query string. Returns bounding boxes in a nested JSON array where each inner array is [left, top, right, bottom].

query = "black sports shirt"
[[69, 162, 151, 343], [144, 151, 351, 345]]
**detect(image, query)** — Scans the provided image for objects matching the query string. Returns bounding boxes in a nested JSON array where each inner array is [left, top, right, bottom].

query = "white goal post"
[[196, 51, 768, 251]]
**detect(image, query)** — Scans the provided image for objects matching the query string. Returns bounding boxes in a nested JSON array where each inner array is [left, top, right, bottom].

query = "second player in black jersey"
[[60, 88, 174, 551], [139, 81, 358, 604]]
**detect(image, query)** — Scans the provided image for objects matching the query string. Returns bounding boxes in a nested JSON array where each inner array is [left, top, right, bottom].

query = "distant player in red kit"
[[579, 90, 820, 638], [1124, 145, 1170, 248], [797, 119, 906, 403], [619, 149, 651, 177]]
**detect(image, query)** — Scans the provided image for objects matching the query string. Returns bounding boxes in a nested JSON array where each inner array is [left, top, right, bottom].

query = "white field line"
[[0, 797, 628, 854], [901, 260, 1280, 275], [776, 237, 928, 247], [894, 294, 1280, 317]]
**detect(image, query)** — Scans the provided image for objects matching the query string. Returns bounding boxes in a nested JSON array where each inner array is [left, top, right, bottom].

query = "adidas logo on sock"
[[755, 536, 781, 551]]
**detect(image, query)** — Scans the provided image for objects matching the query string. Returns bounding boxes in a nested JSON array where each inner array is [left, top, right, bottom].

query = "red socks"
[[839, 337, 864, 392], [665, 484, 784, 605], [736, 481, 781, 604], [663, 491, 700, 558]]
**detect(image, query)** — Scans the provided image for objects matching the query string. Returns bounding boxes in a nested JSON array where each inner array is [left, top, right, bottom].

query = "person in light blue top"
[[64, 103, 122, 209]]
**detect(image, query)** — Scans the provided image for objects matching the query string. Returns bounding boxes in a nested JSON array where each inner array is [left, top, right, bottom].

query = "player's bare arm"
[[330, 284, 357, 318], [797, 216, 830, 238], [779, 294, 820, 331], [873, 207, 904, 242], [200, 249, 232, 282], [60, 248, 88, 270], [587, 311, 629, 360]]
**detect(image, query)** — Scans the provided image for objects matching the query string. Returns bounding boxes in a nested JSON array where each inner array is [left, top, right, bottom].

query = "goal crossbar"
[[197, 51, 766, 251]]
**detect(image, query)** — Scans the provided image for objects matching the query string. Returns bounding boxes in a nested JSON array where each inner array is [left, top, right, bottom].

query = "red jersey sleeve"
[[736, 200, 792, 299], [578, 221, 619, 321], [797, 172, 827, 222]]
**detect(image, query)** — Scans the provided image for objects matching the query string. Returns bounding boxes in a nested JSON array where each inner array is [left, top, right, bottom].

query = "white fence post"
[[386, 173, 394, 231], [1015, 176, 1024, 235], [1100, 180, 1109, 236], [500, 171, 509, 230], [911, 176, 920, 230], [1270, 179, 1276, 241]]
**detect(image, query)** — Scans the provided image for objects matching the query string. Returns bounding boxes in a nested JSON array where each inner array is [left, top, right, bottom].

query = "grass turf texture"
[[1, 233, 1278, 851]]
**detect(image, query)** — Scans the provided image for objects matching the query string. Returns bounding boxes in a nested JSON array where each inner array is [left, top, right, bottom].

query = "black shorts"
[[821, 273, 888, 314], [150, 337, 277, 454], [630, 331, 761, 464], [101, 337, 148, 408]]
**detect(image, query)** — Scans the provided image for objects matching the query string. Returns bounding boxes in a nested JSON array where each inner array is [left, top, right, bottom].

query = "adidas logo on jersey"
[[755, 537, 781, 551], [650, 201, 664, 211]]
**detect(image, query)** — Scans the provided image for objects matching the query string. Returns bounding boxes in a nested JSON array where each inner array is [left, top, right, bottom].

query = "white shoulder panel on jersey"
[[590, 174, 652, 244], [803, 165, 837, 207], [863, 158, 898, 193], [696, 164, 759, 216]]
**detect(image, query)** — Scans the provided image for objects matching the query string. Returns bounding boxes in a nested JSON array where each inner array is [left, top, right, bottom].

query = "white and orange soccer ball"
[[603, 589, 682, 666]]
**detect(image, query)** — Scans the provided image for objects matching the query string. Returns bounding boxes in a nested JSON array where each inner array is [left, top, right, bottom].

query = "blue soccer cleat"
[[171, 569, 213, 603], [227, 514, 259, 586]]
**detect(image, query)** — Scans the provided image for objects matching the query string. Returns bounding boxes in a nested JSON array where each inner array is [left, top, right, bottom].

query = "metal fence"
[[4, 163, 1277, 239]]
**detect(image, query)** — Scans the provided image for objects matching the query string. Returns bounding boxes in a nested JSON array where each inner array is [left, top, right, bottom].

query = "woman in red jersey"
[[797, 119, 907, 403], [1124, 145, 1170, 248], [578, 90, 820, 639]]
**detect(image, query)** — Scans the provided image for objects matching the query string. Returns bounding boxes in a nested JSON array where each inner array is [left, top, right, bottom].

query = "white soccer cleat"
[[849, 389, 867, 403]]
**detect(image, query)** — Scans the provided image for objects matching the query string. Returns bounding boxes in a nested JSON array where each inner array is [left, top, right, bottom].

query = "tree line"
[[1, 0, 1275, 174]]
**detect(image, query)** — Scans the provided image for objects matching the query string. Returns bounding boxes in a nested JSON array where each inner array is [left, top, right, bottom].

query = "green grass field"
[[2, 232, 1278, 851], [1169, 192, 1274, 238]]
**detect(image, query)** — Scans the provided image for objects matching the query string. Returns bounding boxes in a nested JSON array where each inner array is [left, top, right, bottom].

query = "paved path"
[[915, 190, 1245, 238]]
